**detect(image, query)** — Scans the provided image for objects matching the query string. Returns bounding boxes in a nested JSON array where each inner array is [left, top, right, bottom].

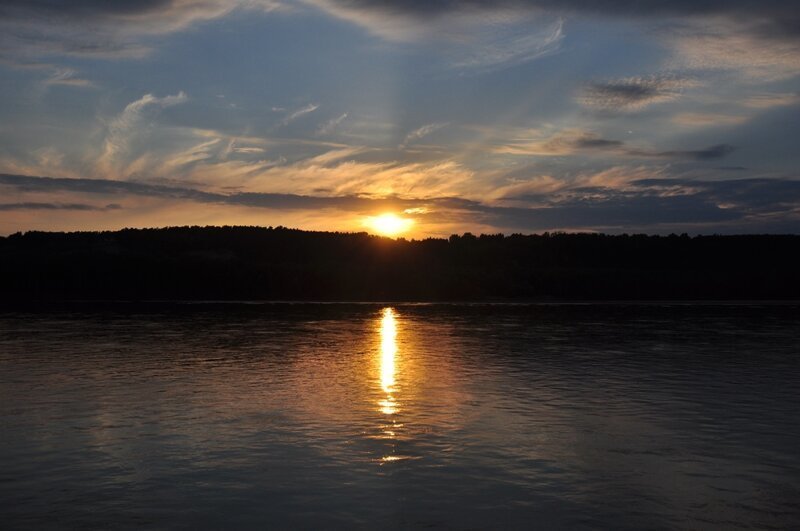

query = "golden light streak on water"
[[379, 307, 398, 416]]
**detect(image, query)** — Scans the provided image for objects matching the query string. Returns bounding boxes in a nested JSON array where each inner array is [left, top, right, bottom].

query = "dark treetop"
[[1, 226, 799, 301]]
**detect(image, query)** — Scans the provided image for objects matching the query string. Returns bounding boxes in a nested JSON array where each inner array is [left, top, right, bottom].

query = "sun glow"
[[366, 213, 414, 236]]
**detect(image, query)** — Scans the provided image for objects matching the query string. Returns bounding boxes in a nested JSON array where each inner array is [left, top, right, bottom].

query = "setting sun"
[[365, 213, 414, 237]]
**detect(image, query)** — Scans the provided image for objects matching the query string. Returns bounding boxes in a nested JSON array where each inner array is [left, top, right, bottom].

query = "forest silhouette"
[[1, 226, 798, 301]]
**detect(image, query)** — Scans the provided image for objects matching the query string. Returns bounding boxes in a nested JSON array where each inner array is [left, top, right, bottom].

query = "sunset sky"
[[1, 1, 799, 236]]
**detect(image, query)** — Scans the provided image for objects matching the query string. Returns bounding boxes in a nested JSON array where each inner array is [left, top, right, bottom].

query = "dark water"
[[1, 303, 799, 530]]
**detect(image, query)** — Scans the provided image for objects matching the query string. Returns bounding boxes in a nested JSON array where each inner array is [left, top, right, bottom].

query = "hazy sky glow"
[[1, 0, 799, 236]]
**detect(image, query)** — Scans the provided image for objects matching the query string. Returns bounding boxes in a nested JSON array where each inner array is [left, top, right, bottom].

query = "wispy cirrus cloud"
[[447, 17, 564, 72], [98, 91, 188, 178], [400, 122, 448, 149], [0, 60, 94, 89], [306, 0, 565, 71], [43, 67, 93, 87], [280, 103, 320, 126], [244, 148, 474, 197], [316, 113, 348, 136]]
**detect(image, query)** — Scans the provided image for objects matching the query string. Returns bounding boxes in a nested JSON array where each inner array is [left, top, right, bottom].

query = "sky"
[[1, 0, 799, 237]]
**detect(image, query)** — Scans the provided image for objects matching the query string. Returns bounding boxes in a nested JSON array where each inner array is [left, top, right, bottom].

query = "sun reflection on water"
[[379, 307, 398, 415], [376, 306, 411, 463]]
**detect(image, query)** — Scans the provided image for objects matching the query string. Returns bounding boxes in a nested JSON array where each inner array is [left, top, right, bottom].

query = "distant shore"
[[2, 226, 799, 302]]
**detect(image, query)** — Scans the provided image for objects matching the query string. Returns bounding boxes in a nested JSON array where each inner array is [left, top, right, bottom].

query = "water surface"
[[1, 303, 798, 529]]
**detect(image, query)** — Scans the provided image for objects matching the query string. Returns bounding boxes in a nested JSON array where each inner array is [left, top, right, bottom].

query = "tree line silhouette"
[[1, 226, 798, 301]]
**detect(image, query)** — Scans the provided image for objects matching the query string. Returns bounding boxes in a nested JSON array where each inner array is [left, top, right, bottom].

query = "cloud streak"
[[44, 67, 93, 87], [281, 103, 320, 126], [401, 123, 448, 149], [0, 201, 120, 211], [316, 113, 348, 136], [494, 130, 734, 160], [579, 76, 698, 111], [0, 0, 283, 59]]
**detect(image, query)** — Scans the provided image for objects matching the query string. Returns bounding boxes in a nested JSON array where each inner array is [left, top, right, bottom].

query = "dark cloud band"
[[0, 201, 119, 211], [3, 173, 799, 233], [316, 0, 799, 19]]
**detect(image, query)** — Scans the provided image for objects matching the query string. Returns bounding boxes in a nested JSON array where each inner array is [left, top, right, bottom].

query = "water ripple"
[[0, 303, 798, 529]]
